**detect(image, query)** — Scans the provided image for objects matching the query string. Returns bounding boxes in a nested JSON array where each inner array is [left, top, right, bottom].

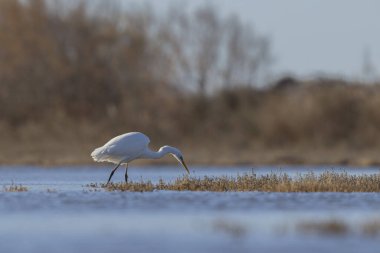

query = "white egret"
[[91, 132, 189, 184]]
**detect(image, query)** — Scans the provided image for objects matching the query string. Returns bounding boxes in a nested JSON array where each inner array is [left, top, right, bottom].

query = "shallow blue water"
[[0, 165, 380, 253], [1, 164, 379, 189]]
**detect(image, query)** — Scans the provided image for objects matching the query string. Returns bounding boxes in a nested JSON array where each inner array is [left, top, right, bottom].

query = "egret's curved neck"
[[141, 146, 173, 159]]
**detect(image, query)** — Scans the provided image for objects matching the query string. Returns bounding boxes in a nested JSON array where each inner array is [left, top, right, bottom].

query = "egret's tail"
[[91, 146, 107, 162]]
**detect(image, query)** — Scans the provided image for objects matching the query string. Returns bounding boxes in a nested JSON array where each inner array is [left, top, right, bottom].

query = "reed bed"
[[88, 171, 380, 192]]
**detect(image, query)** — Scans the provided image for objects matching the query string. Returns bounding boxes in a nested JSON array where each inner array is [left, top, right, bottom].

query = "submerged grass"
[[296, 218, 380, 237], [88, 171, 380, 192], [2, 184, 28, 192], [297, 220, 349, 236]]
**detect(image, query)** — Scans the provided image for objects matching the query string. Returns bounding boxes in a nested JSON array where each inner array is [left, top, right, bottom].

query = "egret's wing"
[[92, 132, 150, 163], [106, 139, 147, 158]]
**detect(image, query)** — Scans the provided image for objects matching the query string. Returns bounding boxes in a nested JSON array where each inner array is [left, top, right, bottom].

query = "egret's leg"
[[125, 163, 129, 183], [107, 162, 121, 184]]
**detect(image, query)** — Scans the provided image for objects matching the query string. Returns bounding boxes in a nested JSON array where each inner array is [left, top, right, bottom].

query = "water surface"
[[1, 165, 379, 253]]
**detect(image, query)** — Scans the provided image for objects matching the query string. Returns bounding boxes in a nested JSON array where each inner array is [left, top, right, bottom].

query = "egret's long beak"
[[179, 157, 190, 174], [172, 155, 190, 174]]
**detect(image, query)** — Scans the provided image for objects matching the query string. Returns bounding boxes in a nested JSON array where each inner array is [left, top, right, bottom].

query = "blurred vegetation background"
[[1, 0, 380, 165]]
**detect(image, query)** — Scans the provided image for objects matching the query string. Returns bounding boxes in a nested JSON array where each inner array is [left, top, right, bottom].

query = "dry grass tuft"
[[2, 184, 28, 192], [102, 181, 155, 192], [87, 171, 380, 192]]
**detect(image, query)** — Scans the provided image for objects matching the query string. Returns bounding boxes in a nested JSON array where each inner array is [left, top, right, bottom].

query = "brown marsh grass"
[[2, 184, 28, 192], [2, 1, 380, 167], [88, 171, 380, 192]]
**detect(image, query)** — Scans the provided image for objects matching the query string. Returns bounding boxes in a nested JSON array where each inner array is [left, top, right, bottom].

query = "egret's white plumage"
[[91, 132, 150, 164], [91, 132, 189, 183]]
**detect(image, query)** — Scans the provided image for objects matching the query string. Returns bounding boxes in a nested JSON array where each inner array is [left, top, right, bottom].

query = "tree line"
[[0, 0, 271, 127], [2, 0, 380, 154]]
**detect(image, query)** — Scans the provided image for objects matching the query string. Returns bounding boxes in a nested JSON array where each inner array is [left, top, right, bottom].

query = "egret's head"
[[161, 146, 190, 174]]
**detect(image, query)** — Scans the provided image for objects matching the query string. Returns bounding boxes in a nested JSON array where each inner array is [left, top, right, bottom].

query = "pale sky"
[[124, 0, 380, 80]]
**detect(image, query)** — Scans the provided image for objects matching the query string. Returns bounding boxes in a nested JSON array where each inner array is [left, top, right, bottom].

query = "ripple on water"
[[1, 166, 380, 253]]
